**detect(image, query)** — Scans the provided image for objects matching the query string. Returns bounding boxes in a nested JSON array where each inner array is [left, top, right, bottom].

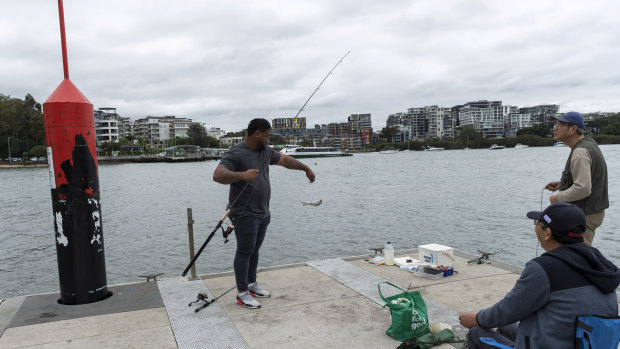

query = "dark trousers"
[[234, 215, 270, 292], [467, 323, 519, 349]]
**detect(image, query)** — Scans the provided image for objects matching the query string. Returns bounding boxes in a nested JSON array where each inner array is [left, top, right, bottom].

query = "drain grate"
[[158, 278, 249, 349]]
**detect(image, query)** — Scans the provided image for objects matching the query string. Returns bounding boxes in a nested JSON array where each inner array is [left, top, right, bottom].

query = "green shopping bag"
[[378, 281, 430, 341]]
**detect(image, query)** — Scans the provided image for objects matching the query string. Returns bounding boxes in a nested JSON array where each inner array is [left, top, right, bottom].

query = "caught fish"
[[302, 199, 322, 206]]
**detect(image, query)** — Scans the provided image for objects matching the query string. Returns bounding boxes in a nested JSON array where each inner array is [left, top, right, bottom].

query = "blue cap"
[[526, 202, 586, 240], [553, 111, 585, 130]]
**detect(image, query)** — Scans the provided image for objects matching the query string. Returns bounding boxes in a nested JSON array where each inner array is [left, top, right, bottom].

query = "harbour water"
[[1, 145, 619, 299]]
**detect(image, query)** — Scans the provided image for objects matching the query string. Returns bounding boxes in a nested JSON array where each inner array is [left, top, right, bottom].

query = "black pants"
[[233, 215, 270, 292], [466, 323, 519, 348]]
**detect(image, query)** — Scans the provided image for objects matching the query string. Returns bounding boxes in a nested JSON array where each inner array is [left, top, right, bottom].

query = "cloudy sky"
[[1, 0, 619, 132]]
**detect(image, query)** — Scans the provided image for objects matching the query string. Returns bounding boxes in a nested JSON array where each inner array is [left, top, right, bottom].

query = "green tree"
[[517, 123, 551, 137], [601, 122, 620, 135], [269, 134, 286, 145], [0, 93, 45, 158], [187, 123, 219, 147], [379, 126, 400, 141], [30, 145, 47, 158]]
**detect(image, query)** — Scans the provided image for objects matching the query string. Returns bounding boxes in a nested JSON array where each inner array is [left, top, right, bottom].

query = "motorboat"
[[489, 144, 505, 150], [280, 146, 352, 158], [424, 146, 445, 151], [514, 143, 529, 149]]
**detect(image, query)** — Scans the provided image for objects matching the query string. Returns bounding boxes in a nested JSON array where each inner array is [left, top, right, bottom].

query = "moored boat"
[[379, 148, 399, 154], [514, 143, 529, 149], [424, 146, 444, 151], [280, 146, 352, 158]]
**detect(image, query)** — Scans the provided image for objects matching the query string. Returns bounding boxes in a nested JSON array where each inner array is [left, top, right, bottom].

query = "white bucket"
[[418, 243, 455, 267]]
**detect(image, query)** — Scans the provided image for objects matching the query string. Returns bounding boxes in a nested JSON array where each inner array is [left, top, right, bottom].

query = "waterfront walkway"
[[1, 250, 618, 348]]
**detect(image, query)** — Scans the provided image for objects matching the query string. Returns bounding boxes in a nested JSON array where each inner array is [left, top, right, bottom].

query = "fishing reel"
[[221, 223, 235, 243], [188, 291, 215, 313]]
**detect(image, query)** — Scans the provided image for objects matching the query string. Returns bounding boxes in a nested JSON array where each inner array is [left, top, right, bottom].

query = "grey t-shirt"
[[218, 143, 281, 220]]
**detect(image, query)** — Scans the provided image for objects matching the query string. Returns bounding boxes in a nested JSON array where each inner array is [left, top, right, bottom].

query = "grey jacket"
[[476, 243, 619, 349]]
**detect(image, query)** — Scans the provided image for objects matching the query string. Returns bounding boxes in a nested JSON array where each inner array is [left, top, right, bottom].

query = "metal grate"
[[158, 277, 249, 349], [0, 296, 25, 337]]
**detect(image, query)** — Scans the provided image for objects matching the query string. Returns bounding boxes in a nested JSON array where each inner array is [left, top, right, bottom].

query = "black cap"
[[526, 202, 586, 240]]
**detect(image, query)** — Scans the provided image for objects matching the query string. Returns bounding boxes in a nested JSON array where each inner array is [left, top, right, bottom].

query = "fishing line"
[[536, 188, 556, 257]]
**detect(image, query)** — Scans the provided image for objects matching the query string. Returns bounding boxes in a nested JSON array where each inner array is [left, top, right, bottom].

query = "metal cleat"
[[369, 247, 384, 255], [139, 273, 164, 282]]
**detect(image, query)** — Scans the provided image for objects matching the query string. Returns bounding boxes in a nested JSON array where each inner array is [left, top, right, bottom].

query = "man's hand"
[[545, 181, 560, 191], [549, 193, 558, 203], [305, 168, 315, 183], [459, 312, 478, 329], [239, 169, 259, 182]]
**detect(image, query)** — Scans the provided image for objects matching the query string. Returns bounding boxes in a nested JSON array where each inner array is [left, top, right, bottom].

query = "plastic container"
[[418, 243, 454, 267], [384, 242, 394, 266]]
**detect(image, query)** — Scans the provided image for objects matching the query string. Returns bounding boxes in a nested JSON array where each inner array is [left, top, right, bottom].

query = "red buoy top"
[[43, 79, 93, 128]]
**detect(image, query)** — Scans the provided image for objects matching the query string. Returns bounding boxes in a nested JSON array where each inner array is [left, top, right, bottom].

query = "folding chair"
[[574, 315, 620, 349]]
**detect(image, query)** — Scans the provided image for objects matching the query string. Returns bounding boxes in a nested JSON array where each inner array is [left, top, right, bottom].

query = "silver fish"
[[301, 199, 322, 206]]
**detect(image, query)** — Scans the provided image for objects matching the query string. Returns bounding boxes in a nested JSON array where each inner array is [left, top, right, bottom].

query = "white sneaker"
[[248, 282, 271, 298], [236, 291, 261, 309]]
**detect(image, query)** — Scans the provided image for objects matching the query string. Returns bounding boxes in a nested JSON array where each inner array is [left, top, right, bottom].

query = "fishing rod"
[[293, 50, 351, 120]]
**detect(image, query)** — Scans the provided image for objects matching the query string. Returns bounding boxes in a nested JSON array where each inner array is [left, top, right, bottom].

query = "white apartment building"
[[94, 108, 120, 145], [133, 116, 196, 147]]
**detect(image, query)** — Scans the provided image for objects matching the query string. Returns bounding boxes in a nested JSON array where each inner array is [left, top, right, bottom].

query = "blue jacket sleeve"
[[476, 261, 550, 328]]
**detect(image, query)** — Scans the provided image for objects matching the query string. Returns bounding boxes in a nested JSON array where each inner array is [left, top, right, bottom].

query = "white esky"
[[1, 0, 619, 132]]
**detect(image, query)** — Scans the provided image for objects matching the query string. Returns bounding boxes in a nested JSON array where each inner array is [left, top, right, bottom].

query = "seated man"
[[459, 202, 620, 348]]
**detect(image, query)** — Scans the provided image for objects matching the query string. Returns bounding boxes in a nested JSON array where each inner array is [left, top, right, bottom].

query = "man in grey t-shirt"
[[213, 118, 315, 309]]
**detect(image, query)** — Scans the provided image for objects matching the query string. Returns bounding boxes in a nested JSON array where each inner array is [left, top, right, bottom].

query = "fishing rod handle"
[[182, 221, 223, 276], [220, 209, 230, 222]]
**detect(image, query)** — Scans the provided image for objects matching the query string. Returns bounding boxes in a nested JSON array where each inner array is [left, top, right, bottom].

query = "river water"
[[1, 145, 619, 299]]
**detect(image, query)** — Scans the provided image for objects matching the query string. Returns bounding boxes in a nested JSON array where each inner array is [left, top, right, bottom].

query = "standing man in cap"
[[544, 111, 608, 245], [213, 118, 315, 309], [459, 202, 619, 348]]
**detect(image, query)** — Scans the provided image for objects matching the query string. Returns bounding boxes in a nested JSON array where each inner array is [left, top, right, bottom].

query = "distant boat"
[[514, 143, 529, 149], [424, 146, 444, 151], [553, 141, 566, 147], [489, 144, 505, 150], [379, 149, 399, 154], [280, 146, 352, 158]]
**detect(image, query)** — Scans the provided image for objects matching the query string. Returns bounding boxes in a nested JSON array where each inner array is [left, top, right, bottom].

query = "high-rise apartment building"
[[94, 108, 120, 145]]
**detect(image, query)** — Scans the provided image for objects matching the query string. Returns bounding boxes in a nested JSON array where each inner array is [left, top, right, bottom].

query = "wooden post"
[[187, 208, 197, 280]]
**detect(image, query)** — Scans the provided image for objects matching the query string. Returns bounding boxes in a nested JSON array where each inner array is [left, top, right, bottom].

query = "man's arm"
[[213, 165, 259, 184], [275, 154, 315, 183], [471, 261, 550, 329]]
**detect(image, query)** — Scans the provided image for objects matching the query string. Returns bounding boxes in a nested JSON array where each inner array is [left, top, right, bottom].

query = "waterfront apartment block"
[[270, 114, 374, 149], [272, 117, 307, 135], [133, 116, 197, 147], [387, 101, 560, 140], [94, 108, 120, 145]]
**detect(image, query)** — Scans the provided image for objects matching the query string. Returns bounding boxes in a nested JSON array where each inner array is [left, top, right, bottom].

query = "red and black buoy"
[[43, 0, 110, 304]]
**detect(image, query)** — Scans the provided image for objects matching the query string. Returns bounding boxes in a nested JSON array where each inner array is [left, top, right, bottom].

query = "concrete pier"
[[1, 249, 619, 348]]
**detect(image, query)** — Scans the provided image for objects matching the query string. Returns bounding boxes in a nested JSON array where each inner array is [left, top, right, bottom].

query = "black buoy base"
[[57, 291, 113, 305]]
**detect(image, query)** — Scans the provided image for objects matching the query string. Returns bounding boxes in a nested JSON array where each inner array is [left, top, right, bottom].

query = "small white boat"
[[514, 143, 529, 149], [553, 141, 566, 147], [424, 146, 444, 151], [379, 149, 399, 154], [489, 144, 505, 150]]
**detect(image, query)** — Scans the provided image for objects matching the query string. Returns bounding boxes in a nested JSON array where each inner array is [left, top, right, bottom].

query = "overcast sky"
[[2, 0, 619, 132]]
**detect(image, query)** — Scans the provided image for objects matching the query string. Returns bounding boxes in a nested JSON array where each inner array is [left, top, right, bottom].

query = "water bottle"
[[384, 242, 394, 266]]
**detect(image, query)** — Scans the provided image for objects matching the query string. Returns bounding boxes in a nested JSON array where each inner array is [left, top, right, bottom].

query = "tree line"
[[0, 94, 47, 159]]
